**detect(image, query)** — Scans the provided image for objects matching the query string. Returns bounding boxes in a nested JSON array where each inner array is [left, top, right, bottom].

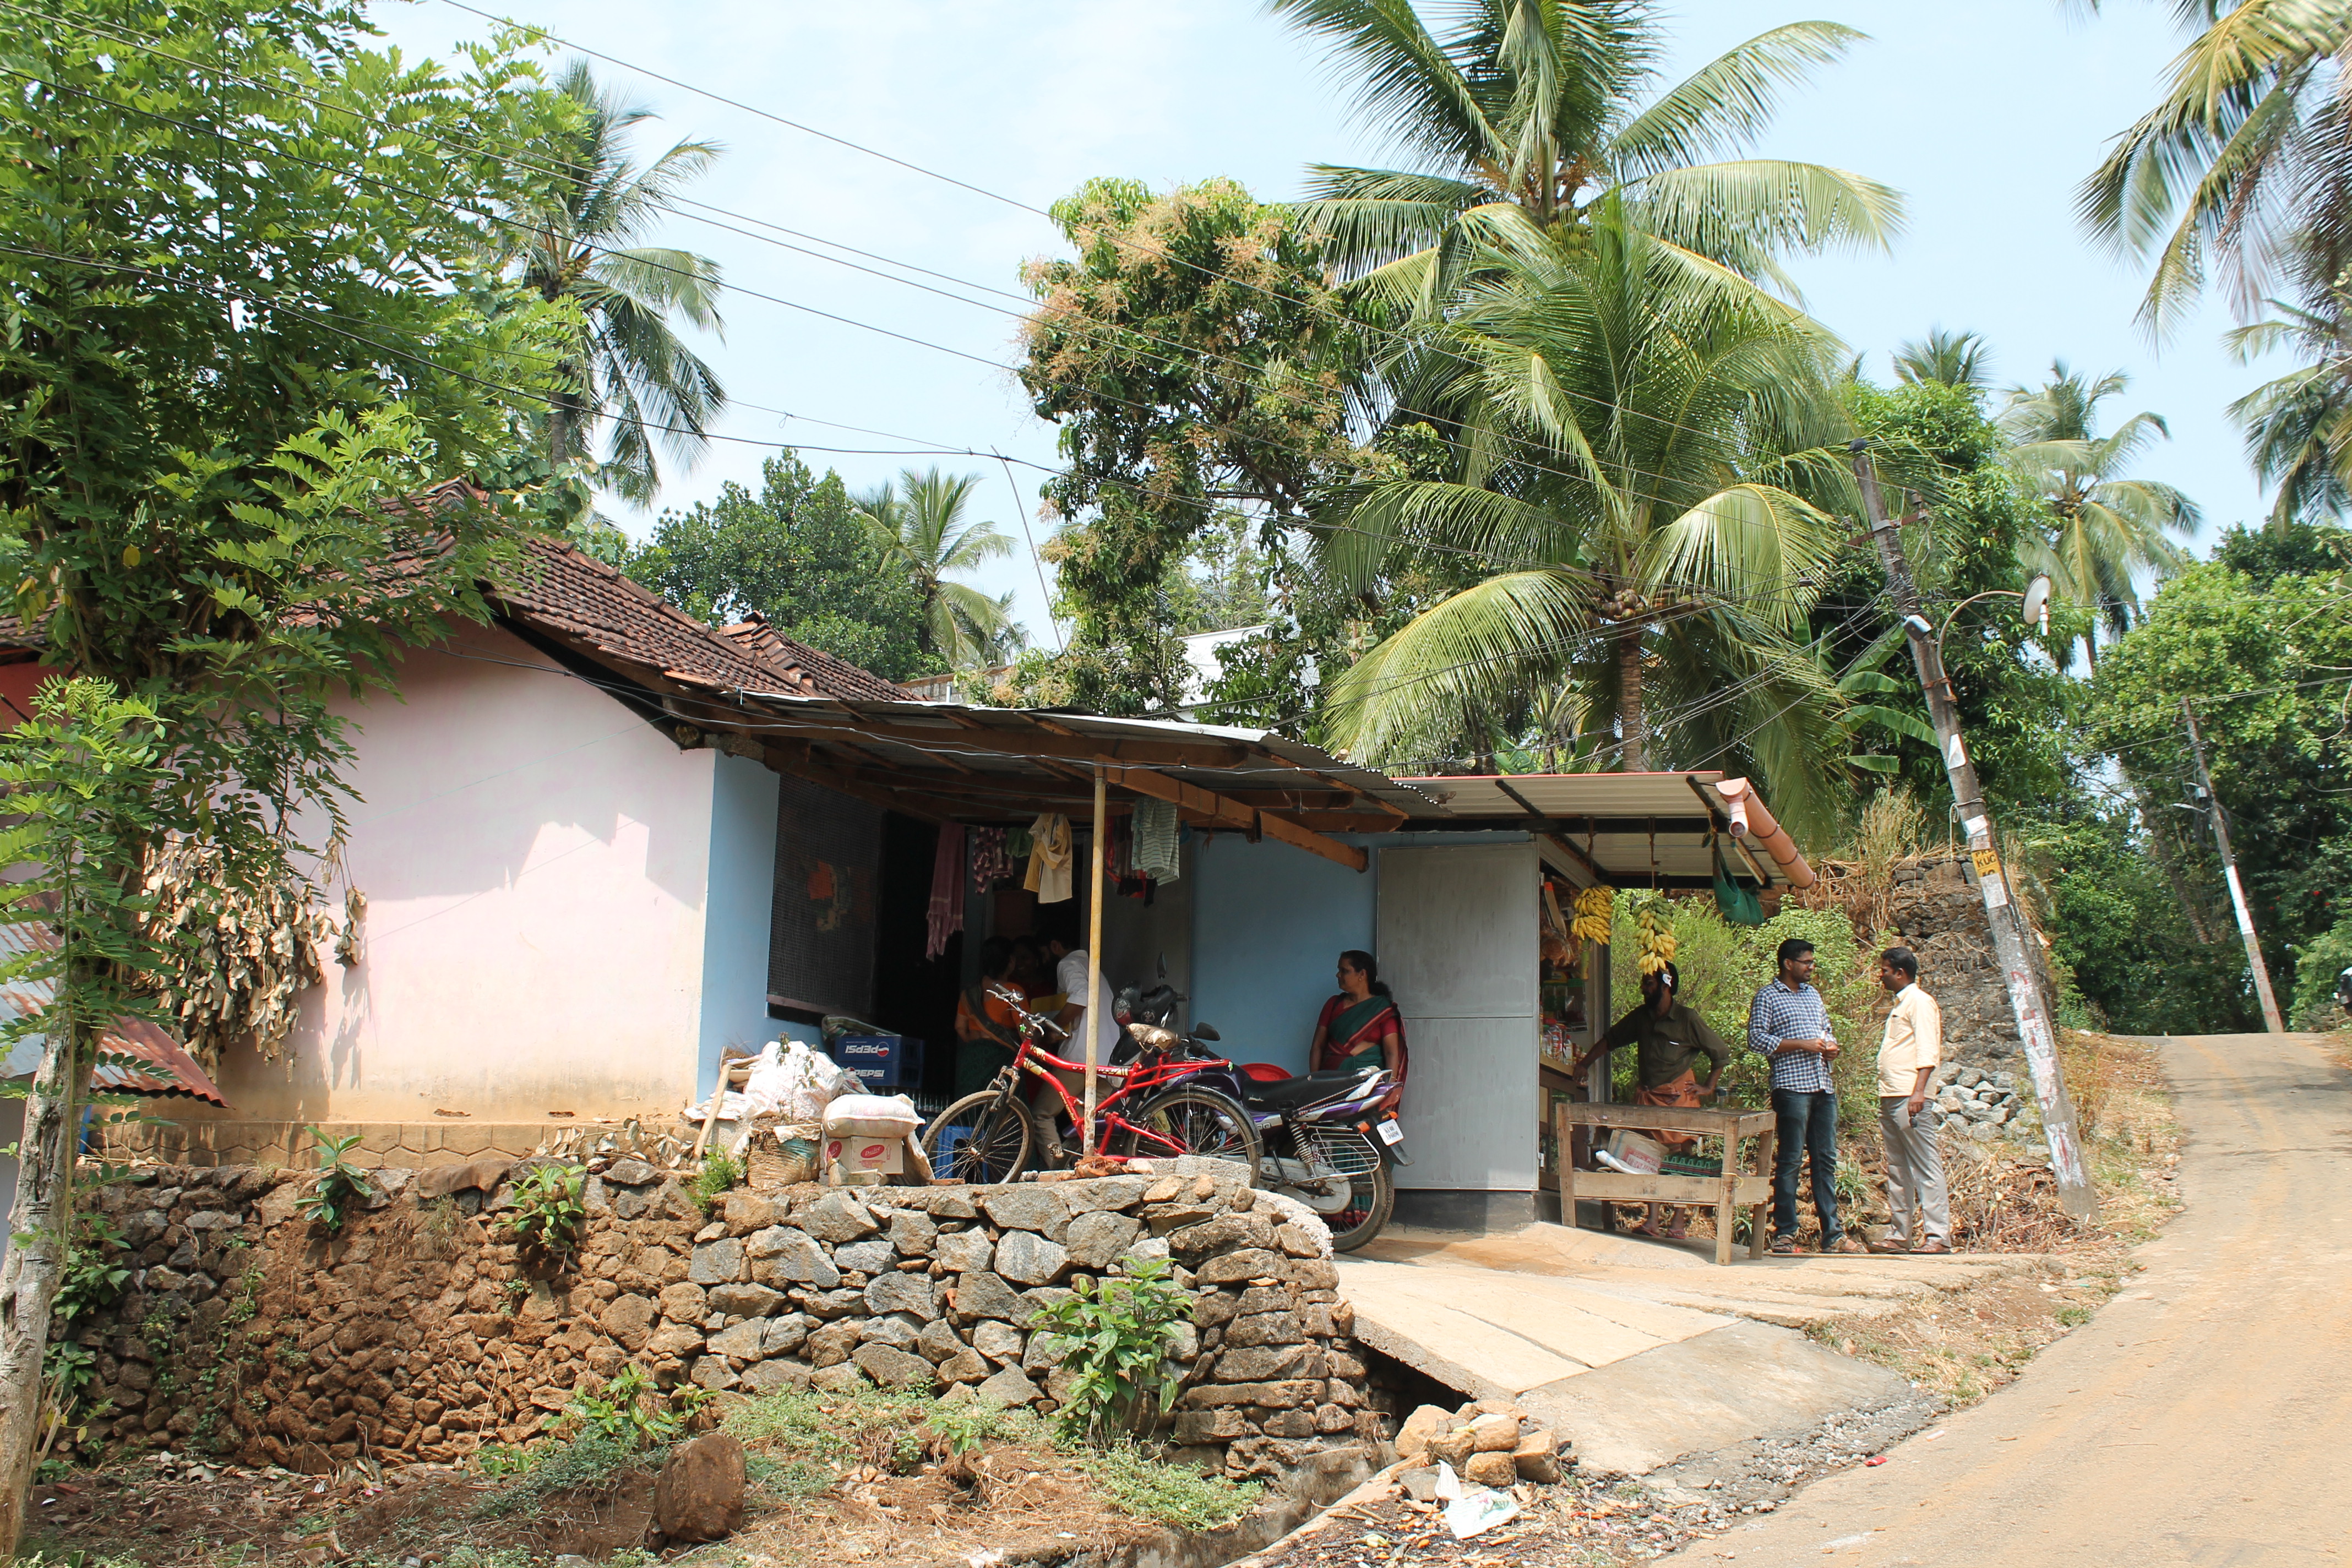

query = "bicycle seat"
[[1243, 1069, 1376, 1110]]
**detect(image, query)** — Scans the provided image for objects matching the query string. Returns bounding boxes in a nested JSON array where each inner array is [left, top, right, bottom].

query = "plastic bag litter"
[[1433, 1461, 1462, 1500], [1443, 1487, 1518, 1540]]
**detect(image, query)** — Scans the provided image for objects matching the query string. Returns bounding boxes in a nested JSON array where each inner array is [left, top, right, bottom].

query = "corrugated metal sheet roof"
[[0, 920, 228, 1103]]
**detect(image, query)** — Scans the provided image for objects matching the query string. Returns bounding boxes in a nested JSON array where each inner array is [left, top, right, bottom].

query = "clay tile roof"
[[0, 480, 902, 704]]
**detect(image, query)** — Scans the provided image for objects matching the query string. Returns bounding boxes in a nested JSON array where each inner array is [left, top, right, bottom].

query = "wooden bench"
[[1554, 1102, 1777, 1265]]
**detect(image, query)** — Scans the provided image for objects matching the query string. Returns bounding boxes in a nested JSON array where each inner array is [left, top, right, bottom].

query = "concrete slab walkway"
[[1336, 1223, 2051, 1474]]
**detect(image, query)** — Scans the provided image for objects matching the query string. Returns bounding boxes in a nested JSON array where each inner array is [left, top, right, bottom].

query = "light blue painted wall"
[[1188, 835, 1376, 1074], [699, 752, 782, 1099]]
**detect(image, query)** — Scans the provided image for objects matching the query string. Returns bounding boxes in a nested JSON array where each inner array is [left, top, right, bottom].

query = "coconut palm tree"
[[502, 60, 726, 505], [1271, 0, 1904, 312], [2226, 288, 2352, 526], [2080, 0, 2352, 334], [1311, 201, 1859, 830], [1893, 327, 1995, 390], [1998, 362, 2200, 662], [854, 469, 1017, 668]]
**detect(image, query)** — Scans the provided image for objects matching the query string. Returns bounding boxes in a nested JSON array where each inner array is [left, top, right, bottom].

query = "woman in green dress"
[[1310, 950, 1407, 1085]]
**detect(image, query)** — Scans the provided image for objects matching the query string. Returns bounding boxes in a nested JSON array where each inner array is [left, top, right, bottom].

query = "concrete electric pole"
[[1849, 439, 2098, 1222], [2181, 699, 2285, 1033]]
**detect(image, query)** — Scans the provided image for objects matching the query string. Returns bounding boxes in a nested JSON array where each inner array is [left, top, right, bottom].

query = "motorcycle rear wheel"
[[922, 1090, 1034, 1184], [1109, 1085, 1262, 1183], [1324, 1158, 1396, 1253]]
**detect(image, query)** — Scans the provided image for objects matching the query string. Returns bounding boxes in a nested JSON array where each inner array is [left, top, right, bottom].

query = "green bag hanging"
[[1713, 835, 1766, 926]]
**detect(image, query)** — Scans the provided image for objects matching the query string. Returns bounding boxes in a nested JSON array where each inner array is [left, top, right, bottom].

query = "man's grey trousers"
[[1878, 1095, 1952, 1246]]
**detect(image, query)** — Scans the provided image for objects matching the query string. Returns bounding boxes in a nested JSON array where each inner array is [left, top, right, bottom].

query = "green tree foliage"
[[2023, 810, 2254, 1035], [853, 469, 1017, 669], [1273, 0, 1902, 306], [0, 6, 582, 1533], [1313, 203, 1861, 833], [1014, 176, 1384, 712], [499, 59, 726, 508], [627, 453, 935, 680], [1893, 328, 1995, 391], [2089, 527, 2352, 1013], [1998, 363, 2198, 660], [1819, 382, 2082, 818]]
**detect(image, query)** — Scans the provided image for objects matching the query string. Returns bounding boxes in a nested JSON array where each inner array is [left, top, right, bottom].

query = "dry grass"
[[1799, 1030, 2183, 1409]]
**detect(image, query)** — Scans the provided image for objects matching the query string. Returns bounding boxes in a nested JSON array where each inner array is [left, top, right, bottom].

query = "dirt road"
[[1659, 1032, 2352, 1566]]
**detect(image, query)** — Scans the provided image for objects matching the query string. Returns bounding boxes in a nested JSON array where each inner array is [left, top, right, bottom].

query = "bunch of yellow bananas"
[[1570, 885, 1613, 943], [1636, 904, 1679, 976]]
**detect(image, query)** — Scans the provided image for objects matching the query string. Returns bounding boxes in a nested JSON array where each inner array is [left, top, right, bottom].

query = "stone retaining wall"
[[57, 1157, 1376, 1484]]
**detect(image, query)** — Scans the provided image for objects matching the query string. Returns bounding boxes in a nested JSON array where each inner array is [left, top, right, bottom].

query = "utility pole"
[[1849, 440, 2098, 1222], [2181, 699, 2285, 1033]]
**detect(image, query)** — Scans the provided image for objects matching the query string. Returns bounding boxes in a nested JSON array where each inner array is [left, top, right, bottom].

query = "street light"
[[1935, 573, 2055, 646]]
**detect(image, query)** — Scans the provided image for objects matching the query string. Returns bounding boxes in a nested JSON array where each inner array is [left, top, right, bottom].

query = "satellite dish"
[[2023, 574, 2052, 633]]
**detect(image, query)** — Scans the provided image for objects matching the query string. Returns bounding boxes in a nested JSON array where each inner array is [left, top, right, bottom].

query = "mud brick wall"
[[59, 1157, 1376, 1484]]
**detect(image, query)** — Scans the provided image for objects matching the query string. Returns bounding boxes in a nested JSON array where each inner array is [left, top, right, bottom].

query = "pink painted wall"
[[188, 624, 721, 1125]]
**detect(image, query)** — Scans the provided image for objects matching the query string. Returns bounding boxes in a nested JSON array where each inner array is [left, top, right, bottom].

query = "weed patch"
[[1068, 1442, 1263, 1530]]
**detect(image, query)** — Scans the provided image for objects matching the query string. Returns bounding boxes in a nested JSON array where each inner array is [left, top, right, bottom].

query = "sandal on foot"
[[1827, 1234, 1868, 1255], [1868, 1236, 1912, 1254], [1770, 1233, 1798, 1256], [1663, 1223, 1690, 1240]]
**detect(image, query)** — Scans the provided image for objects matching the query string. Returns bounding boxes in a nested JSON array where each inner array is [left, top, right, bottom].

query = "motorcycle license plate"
[[1375, 1118, 1404, 1146]]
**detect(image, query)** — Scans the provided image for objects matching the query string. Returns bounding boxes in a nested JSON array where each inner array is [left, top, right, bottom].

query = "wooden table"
[[1554, 1102, 1777, 1265]]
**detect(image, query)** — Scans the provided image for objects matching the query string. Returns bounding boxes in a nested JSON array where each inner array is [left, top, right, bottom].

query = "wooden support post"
[[1084, 764, 1106, 1155]]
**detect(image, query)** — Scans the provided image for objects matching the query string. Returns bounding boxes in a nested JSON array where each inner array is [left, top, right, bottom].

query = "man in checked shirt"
[[1747, 939, 1863, 1254]]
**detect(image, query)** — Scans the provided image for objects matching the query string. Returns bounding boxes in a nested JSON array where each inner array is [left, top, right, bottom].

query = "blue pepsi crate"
[[829, 1033, 923, 1090]]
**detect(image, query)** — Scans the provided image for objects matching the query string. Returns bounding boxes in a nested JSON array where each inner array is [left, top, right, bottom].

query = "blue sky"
[[371, 0, 2270, 648]]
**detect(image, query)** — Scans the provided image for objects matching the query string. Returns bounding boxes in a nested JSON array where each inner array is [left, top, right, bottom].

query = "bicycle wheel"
[[1110, 1085, 1261, 1183], [1324, 1158, 1396, 1254], [922, 1091, 1034, 1184]]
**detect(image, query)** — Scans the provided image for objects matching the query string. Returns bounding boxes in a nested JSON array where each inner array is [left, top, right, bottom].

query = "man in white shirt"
[[1871, 946, 1952, 1254], [1046, 935, 1120, 1064]]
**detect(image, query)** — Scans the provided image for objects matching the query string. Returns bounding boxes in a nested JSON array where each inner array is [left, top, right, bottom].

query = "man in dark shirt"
[[1571, 962, 1729, 1239]]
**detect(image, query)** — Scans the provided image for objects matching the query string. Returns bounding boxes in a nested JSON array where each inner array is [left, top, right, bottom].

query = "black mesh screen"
[[767, 775, 881, 1016]]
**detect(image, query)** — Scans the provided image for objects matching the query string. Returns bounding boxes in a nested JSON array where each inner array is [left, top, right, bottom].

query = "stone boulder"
[[654, 1433, 745, 1543]]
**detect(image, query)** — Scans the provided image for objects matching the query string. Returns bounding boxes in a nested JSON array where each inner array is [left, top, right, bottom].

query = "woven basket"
[[748, 1121, 821, 1189]]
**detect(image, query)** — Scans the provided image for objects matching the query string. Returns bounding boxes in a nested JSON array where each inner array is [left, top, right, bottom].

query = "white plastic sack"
[[680, 1090, 751, 1121], [737, 1041, 789, 1118], [824, 1092, 920, 1137], [760, 1040, 849, 1122]]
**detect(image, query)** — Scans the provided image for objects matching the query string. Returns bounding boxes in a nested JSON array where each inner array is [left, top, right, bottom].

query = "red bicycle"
[[921, 985, 1260, 1183]]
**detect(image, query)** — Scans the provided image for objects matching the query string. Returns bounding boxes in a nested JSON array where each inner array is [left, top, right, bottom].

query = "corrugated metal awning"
[[0, 920, 228, 1103]]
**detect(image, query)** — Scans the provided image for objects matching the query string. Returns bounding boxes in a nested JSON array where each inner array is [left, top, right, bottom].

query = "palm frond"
[[1610, 22, 1868, 178]]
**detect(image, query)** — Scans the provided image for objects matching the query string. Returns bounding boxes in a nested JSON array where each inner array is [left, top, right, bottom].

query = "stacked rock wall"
[[55, 1157, 1375, 1485]]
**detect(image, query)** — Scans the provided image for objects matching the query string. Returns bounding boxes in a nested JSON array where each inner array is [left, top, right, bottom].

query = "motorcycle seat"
[[1243, 1069, 1376, 1110]]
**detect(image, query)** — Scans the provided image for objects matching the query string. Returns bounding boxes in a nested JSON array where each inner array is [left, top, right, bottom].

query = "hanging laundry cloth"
[[1008, 825, 1034, 859], [1132, 798, 1182, 881], [968, 826, 1015, 892], [1024, 812, 1074, 903], [925, 822, 967, 960]]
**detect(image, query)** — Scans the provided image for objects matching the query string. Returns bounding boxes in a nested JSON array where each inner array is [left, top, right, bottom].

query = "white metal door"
[[1376, 842, 1538, 1191]]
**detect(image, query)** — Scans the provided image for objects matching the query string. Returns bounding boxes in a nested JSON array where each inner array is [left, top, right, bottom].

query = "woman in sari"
[[953, 937, 1031, 1095], [1310, 950, 1408, 1085]]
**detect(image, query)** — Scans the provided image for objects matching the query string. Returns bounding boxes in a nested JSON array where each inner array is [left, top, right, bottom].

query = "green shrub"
[[2289, 917, 2352, 1028], [296, 1129, 374, 1234], [500, 1164, 587, 1263], [545, 1363, 696, 1446], [1026, 1257, 1190, 1441], [693, 1151, 741, 1212]]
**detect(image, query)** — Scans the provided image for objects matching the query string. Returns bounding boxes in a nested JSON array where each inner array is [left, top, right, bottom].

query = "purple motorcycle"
[[1107, 987, 1410, 1253]]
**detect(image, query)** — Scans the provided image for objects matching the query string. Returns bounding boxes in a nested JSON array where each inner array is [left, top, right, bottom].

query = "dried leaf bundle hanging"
[[140, 836, 338, 1066]]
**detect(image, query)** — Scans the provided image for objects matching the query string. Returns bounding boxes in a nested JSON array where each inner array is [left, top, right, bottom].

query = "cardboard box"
[[825, 1134, 906, 1179]]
